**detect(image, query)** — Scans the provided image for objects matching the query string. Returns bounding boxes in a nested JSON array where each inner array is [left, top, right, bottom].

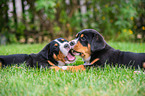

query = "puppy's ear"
[[39, 44, 50, 59], [91, 33, 106, 52]]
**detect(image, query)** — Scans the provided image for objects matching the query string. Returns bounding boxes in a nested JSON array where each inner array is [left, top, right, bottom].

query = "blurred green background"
[[0, 0, 145, 44]]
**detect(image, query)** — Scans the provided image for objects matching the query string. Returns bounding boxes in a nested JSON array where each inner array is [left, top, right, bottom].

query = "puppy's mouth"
[[70, 49, 85, 57], [64, 49, 76, 62]]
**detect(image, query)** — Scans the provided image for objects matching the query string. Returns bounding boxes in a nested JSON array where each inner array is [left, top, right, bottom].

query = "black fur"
[[0, 38, 67, 68], [73, 29, 145, 69]]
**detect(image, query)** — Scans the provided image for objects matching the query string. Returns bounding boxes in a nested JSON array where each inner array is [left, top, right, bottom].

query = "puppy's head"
[[39, 38, 76, 66], [70, 29, 106, 61]]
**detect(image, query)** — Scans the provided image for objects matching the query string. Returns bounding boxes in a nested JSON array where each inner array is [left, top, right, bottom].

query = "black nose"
[[64, 44, 69, 48], [70, 41, 75, 46]]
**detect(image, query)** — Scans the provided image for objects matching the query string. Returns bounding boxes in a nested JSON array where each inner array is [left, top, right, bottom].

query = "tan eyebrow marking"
[[81, 34, 84, 37], [76, 34, 78, 37], [61, 39, 64, 41], [54, 43, 58, 46]]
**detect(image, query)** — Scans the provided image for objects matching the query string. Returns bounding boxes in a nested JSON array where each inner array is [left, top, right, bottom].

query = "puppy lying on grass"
[[0, 38, 87, 72], [70, 29, 145, 72], [0, 38, 76, 69]]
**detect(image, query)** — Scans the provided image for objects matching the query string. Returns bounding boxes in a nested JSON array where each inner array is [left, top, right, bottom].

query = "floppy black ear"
[[39, 44, 50, 59], [91, 33, 106, 52]]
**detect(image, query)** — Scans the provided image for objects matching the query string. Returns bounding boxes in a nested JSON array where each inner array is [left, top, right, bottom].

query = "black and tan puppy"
[[0, 38, 76, 69], [70, 29, 145, 69]]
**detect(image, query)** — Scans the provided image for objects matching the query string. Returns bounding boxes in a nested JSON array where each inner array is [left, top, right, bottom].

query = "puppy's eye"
[[81, 36, 86, 41]]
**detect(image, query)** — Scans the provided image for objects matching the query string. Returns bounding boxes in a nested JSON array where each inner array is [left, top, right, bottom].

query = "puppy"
[[70, 29, 145, 69], [0, 38, 76, 69]]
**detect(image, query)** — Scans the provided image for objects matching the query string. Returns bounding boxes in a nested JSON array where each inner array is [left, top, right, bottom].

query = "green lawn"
[[0, 42, 145, 96]]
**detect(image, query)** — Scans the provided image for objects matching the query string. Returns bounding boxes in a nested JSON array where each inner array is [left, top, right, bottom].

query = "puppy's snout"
[[64, 44, 69, 48], [70, 41, 75, 46]]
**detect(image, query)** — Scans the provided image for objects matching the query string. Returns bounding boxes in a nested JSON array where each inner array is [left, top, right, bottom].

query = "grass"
[[0, 42, 145, 96]]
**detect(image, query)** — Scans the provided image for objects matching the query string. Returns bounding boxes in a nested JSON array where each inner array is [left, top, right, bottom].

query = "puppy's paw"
[[50, 66, 63, 71], [67, 65, 86, 72]]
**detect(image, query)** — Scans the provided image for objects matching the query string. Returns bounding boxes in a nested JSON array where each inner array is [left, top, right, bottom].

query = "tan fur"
[[61, 39, 64, 41], [50, 65, 86, 72], [73, 41, 91, 60], [50, 66, 63, 71], [67, 65, 86, 72], [143, 62, 145, 68], [81, 34, 84, 37], [54, 43, 58, 46], [0, 62, 2, 68], [91, 58, 99, 65], [48, 60, 55, 66], [76, 34, 78, 37], [53, 51, 66, 63]]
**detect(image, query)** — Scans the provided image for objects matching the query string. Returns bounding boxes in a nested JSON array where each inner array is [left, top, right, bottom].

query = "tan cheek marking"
[[81, 34, 84, 37], [87, 43, 91, 54], [73, 41, 91, 59], [61, 39, 64, 41], [53, 51, 66, 63], [53, 54, 57, 60], [73, 41, 85, 51], [143, 62, 145, 68], [58, 51, 66, 62]]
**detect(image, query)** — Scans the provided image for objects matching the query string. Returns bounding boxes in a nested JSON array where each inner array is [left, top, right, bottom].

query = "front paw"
[[50, 66, 62, 71]]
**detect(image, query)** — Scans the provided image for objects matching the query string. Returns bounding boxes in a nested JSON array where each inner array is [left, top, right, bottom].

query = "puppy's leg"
[[50, 66, 63, 71], [84, 58, 99, 65], [66, 65, 86, 72], [50, 65, 86, 72]]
